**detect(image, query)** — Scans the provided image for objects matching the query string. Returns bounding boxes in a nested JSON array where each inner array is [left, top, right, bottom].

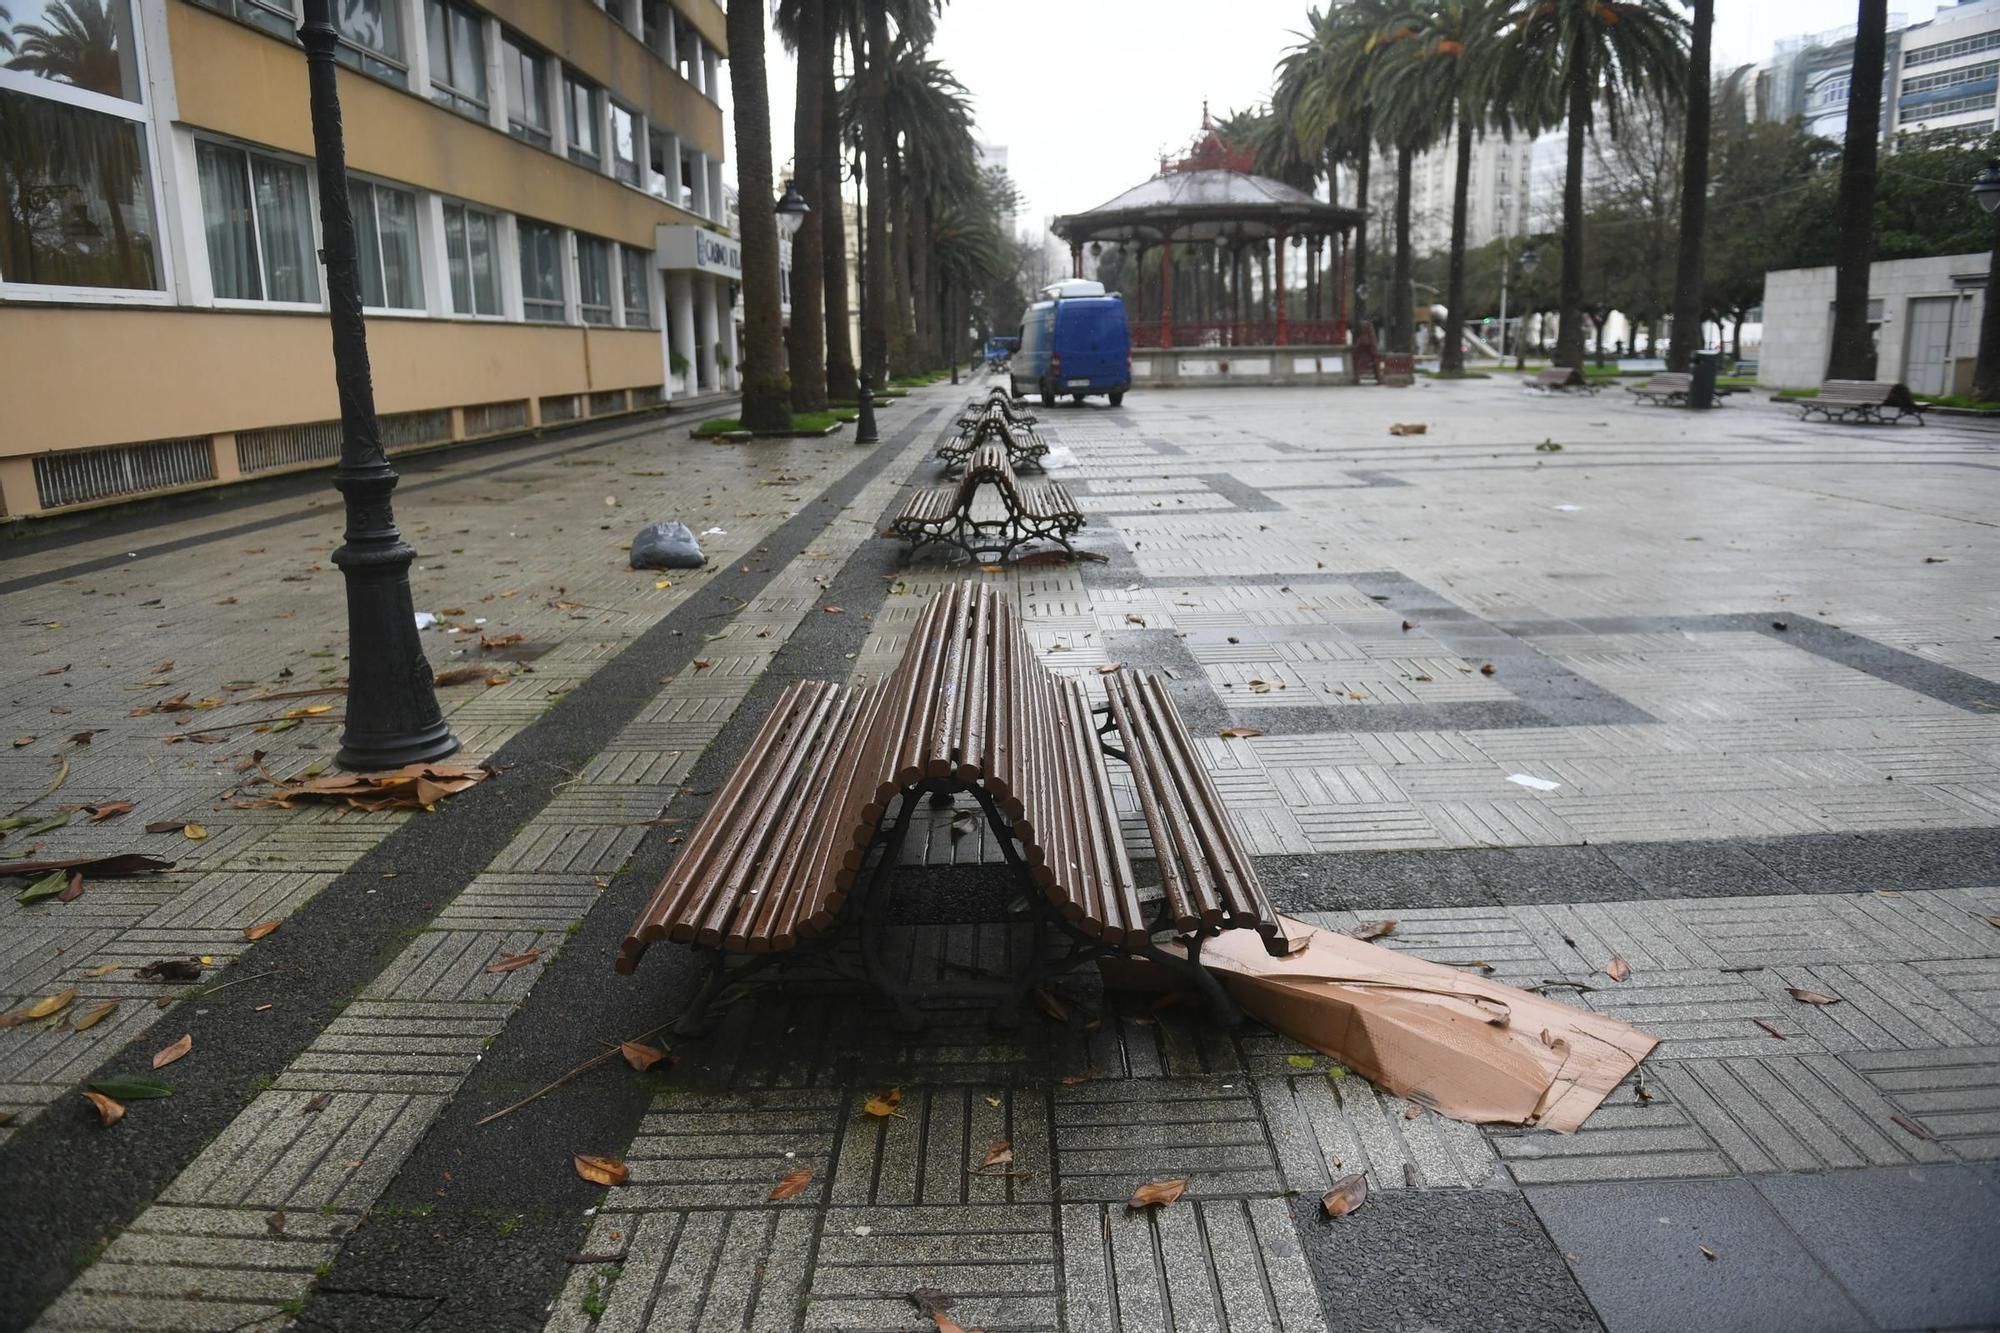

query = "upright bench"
[[890, 440, 1081, 563], [1531, 366, 1599, 395], [1626, 372, 1693, 406], [1796, 380, 1925, 426], [938, 409, 1049, 471], [619, 583, 1292, 1030]]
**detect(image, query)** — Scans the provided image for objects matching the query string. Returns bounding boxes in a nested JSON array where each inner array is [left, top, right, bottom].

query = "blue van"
[[1011, 280, 1131, 407]]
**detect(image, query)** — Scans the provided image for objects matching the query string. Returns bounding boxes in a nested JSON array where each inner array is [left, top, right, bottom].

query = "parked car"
[[1010, 280, 1131, 407], [983, 336, 1019, 372]]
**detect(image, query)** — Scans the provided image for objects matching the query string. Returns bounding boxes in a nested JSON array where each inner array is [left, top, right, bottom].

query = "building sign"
[[656, 224, 742, 280]]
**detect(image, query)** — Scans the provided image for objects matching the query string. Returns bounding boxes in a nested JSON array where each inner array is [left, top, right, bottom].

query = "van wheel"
[[1071, 393, 1086, 404], [1040, 388, 1055, 407], [1109, 391, 1124, 407]]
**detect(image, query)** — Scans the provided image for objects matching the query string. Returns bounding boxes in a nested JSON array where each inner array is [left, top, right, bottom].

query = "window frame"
[[576, 233, 614, 326], [348, 174, 427, 314], [500, 31, 553, 149], [0, 0, 174, 305], [441, 199, 503, 318], [609, 101, 642, 187], [426, 0, 490, 118], [564, 70, 602, 168], [330, 0, 409, 88], [517, 217, 567, 323], [188, 0, 298, 39], [194, 135, 324, 311], [619, 243, 651, 327]]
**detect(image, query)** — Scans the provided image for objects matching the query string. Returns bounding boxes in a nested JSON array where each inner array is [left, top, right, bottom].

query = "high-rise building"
[[975, 141, 1015, 238], [1, 0, 735, 520], [1755, 1, 2000, 148]]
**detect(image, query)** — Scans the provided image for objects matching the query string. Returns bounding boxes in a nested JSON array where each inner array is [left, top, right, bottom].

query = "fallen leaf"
[[72, 1000, 118, 1031], [85, 802, 134, 823], [83, 964, 121, 979], [573, 1154, 629, 1186], [26, 988, 75, 1020], [1479, 663, 1496, 676], [1322, 1172, 1368, 1217], [135, 958, 202, 982], [144, 820, 183, 834], [243, 919, 282, 942], [980, 1140, 1014, 1169], [619, 1041, 667, 1072], [182, 823, 208, 841], [908, 1287, 954, 1317], [1607, 955, 1631, 983], [434, 666, 486, 687], [863, 1087, 906, 1118], [485, 948, 541, 974], [58, 871, 84, 902], [1032, 988, 1069, 1023], [934, 1317, 974, 1333], [152, 1032, 192, 1069], [1218, 726, 1263, 739], [1404, 1101, 1423, 1120], [769, 1167, 813, 1201], [1753, 1018, 1788, 1041], [83, 1092, 124, 1126], [1350, 920, 1396, 942], [1127, 1178, 1188, 1210], [1787, 988, 1840, 1006], [1699, 1245, 1717, 1261], [89, 1073, 171, 1100], [1891, 1114, 1934, 1141], [1060, 1070, 1098, 1085], [823, 605, 844, 614], [16, 870, 67, 906], [303, 1093, 333, 1115], [266, 1211, 287, 1235], [1097, 663, 1122, 674], [11, 737, 32, 748]]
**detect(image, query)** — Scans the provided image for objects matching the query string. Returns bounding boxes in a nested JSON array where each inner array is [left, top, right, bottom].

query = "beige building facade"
[[0, 0, 735, 518]]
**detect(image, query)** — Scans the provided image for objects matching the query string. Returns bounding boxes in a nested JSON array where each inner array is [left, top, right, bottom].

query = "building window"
[[518, 219, 564, 321], [190, 0, 296, 40], [565, 71, 600, 167], [426, 0, 487, 117], [0, 0, 164, 293], [576, 234, 613, 325], [644, 124, 674, 200], [609, 104, 642, 186], [501, 33, 550, 148], [348, 178, 422, 309], [443, 201, 499, 316], [196, 140, 319, 304], [1906, 30, 2000, 68], [332, 0, 406, 85], [621, 244, 650, 326]]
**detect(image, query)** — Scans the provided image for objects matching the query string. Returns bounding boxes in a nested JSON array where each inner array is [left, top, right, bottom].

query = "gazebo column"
[[1070, 242, 1083, 279], [1159, 239, 1173, 348], [1276, 228, 1288, 346]]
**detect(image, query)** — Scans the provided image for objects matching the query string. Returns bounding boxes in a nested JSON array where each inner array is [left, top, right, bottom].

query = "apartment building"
[[1757, 0, 2000, 147], [0, 0, 734, 518]]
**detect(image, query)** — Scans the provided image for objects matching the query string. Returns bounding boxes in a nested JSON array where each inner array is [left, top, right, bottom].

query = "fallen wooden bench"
[[618, 582, 1292, 1031], [1795, 380, 1925, 426], [1530, 366, 1599, 395], [890, 440, 1081, 563], [937, 409, 1049, 471]]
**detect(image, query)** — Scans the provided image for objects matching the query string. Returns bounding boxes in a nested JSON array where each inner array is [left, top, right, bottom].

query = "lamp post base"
[[337, 718, 461, 771]]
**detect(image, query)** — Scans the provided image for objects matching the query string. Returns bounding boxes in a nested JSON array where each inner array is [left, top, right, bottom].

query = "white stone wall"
[[1757, 252, 1989, 390]]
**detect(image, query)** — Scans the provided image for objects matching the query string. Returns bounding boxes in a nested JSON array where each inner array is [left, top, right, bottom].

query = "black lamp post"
[[298, 0, 457, 770], [1971, 160, 2000, 401], [1516, 247, 1540, 371], [775, 178, 809, 239]]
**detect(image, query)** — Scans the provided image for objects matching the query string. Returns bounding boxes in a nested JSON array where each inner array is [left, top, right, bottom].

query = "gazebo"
[[1052, 110, 1365, 385]]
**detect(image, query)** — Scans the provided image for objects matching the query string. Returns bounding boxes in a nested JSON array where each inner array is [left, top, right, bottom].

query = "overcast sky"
[[727, 1, 1937, 236]]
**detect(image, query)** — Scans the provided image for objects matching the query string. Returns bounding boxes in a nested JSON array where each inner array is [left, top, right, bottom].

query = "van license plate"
[[1066, 379, 1089, 388]]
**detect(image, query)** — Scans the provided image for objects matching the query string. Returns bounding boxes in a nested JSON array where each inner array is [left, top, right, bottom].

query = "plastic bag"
[[629, 521, 705, 570]]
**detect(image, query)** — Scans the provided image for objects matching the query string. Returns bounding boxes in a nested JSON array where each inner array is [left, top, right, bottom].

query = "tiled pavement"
[[4, 380, 2000, 1332]]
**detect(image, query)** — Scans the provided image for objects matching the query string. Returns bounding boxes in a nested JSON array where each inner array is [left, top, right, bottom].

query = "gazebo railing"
[[1130, 318, 1348, 349]]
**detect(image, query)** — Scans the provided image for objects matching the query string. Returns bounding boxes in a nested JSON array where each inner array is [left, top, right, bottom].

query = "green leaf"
[[269, 719, 300, 734], [20, 812, 73, 837], [88, 1073, 172, 1101], [1325, 1064, 1349, 1081], [0, 815, 34, 832], [16, 870, 67, 905], [1286, 1054, 1317, 1069]]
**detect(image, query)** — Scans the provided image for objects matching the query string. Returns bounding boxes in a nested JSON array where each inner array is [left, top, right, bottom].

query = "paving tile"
[[1059, 1196, 1327, 1332]]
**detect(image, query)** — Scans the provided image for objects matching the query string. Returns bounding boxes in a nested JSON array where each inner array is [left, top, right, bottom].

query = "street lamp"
[[297, 0, 457, 770], [1516, 248, 1541, 369], [1970, 162, 2000, 399], [775, 179, 808, 238]]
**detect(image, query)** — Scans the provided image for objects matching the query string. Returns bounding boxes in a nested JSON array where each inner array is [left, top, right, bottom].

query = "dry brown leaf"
[[83, 1091, 124, 1126], [26, 988, 75, 1020], [1787, 987, 1840, 1006], [485, 948, 541, 974], [83, 964, 121, 979], [863, 1087, 905, 1118], [243, 919, 282, 942], [1322, 1172, 1369, 1216], [72, 999, 118, 1031], [1097, 663, 1122, 674], [1606, 955, 1631, 983], [573, 1154, 629, 1187], [769, 1167, 813, 1201], [182, 823, 208, 841], [85, 802, 134, 823], [980, 1140, 1014, 1169], [58, 871, 84, 903], [933, 1317, 976, 1333], [1891, 1114, 1934, 1141], [1127, 1178, 1188, 1210], [1753, 1018, 1788, 1040], [434, 666, 486, 687], [303, 1093, 332, 1115], [1060, 1069, 1098, 1085], [144, 820, 182, 834], [619, 1041, 667, 1072], [1032, 988, 1069, 1023], [1218, 726, 1263, 739], [1699, 1245, 1718, 1261], [1350, 920, 1396, 942], [152, 1032, 192, 1069], [1479, 663, 1497, 676], [1405, 1101, 1423, 1120]]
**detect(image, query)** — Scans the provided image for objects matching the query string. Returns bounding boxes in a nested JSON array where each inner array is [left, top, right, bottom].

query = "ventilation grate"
[[236, 419, 343, 474], [34, 437, 215, 509], [380, 409, 452, 451], [464, 399, 530, 436], [540, 394, 581, 424], [630, 385, 664, 408], [588, 389, 627, 416]]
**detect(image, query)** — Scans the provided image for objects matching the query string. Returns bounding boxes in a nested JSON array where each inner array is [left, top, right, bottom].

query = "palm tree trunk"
[[1828, 0, 1887, 380], [818, 7, 857, 400], [1668, 0, 1712, 373], [1557, 35, 1590, 372], [1390, 141, 1414, 354], [1442, 113, 1473, 374], [887, 138, 915, 376], [726, 0, 788, 431], [1352, 114, 1371, 328], [860, 3, 890, 384], [788, 0, 828, 411]]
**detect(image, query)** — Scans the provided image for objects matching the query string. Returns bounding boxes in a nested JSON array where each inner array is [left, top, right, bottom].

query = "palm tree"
[[1372, 0, 1505, 373], [1827, 0, 1888, 379], [725, 0, 789, 432], [887, 51, 977, 366], [775, 0, 828, 411], [6, 0, 121, 97], [1490, 0, 1687, 371], [1667, 0, 1712, 372]]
